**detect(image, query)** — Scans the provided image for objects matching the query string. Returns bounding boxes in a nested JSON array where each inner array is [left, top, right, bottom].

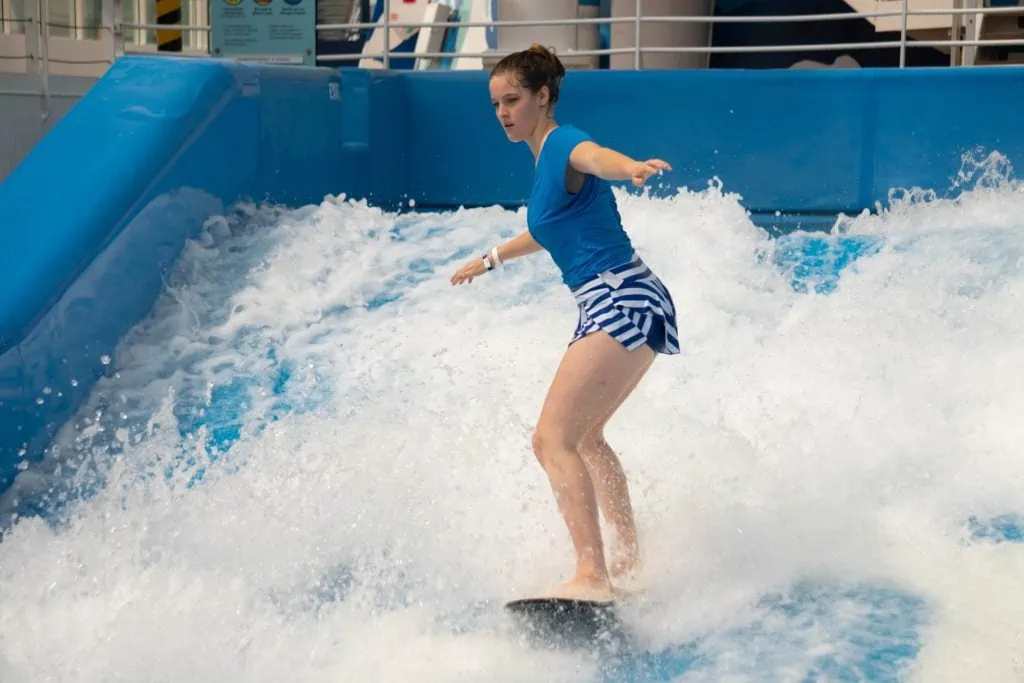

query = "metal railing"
[[3, 0, 1024, 82], [307, 2, 1024, 69]]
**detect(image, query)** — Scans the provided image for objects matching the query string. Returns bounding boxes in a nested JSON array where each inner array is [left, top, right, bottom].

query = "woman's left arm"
[[569, 141, 671, 187]]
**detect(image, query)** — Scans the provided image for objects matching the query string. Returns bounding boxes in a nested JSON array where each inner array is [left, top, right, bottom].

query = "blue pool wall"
[[399, 67, 1024, 215], [0, 56, 1022, 498]]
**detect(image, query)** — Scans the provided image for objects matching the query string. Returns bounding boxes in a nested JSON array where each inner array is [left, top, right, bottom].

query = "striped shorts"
[[569, 253, 680, 355]]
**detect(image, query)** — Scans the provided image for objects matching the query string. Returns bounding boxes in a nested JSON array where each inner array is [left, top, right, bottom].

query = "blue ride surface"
[[1, 55, 1023, 681]]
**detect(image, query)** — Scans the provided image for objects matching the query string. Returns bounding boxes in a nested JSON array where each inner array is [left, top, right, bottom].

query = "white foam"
[[1, 153, 1023, 682]]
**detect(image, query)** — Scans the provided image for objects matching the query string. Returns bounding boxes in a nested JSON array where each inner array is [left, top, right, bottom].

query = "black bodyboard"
[[504, 597, 627, 650]]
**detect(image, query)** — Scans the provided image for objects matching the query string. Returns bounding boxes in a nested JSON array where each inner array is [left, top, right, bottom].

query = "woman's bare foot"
[[540, 573, 616, 603]]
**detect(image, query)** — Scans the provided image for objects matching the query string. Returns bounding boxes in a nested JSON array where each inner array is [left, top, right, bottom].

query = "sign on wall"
[[210, 0, 316, 66]]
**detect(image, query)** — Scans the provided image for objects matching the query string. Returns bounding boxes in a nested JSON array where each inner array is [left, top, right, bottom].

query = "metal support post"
[[382, 0, 390, 68], [899, 0, 908, 66], [633, 0, 641, 69], [156, 0, 181, 51]]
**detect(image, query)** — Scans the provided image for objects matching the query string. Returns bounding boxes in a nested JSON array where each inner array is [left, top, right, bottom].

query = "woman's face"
[[489, 73, 548, 143]]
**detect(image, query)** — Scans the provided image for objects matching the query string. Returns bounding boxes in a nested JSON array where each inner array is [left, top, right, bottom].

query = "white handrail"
[[309, 5, 1024, 32], [316, 47, 639, 62], [316, 16, 638, 31], [313, 36, 1024, 63], [9, 0, 1024, 71], [125, 23, 208, 31], [124, 4, 1024, 36], [635, 6, 1024, 21], [312, 1, 1024, 69]]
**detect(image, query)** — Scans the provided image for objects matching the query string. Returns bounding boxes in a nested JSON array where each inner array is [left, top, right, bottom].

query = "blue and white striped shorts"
[[569, 253, 680, 355]]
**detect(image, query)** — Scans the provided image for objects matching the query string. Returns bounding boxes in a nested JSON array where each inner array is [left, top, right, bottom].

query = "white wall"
[[609, 0, 714, 70], [0, 73, 96, 183]]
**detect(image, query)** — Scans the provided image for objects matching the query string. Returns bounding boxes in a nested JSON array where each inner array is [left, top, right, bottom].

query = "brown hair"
[[491, 43, 567, 113]]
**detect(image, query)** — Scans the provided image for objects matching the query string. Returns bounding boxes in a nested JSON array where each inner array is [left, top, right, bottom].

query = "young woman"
[[450, 44, 679, 604]]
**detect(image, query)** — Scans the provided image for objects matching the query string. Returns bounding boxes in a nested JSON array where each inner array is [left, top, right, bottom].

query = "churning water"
[[1, 152, 1022, 682]]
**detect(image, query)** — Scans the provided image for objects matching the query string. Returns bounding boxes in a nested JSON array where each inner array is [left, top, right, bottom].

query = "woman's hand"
[[631, 159, 672, 187], [450, 255, 489, 285]]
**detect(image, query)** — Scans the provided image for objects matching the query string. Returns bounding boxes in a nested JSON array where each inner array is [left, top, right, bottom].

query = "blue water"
[[1, 167, 1023, 682], [598, 582, 926, 682]]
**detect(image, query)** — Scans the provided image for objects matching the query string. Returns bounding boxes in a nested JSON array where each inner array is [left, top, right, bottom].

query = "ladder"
[[974, 0, 1024, 64], [840, 0, 1023, 65], [318, 0, 359, 42]]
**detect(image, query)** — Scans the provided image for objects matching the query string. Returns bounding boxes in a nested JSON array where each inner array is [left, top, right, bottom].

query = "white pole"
[[899, 0, 908, 67], [382, 0, 390, 68], [39, 0, 50, 120], [633, 0, 641, 69]]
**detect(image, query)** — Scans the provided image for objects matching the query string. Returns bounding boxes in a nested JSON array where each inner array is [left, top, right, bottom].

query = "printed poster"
[[210, 0, 315, 66]]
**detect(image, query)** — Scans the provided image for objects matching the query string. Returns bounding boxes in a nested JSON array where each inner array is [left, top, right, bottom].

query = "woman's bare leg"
[[577, 354, 654, 581], [531, 330, 656, 602], [578, 440, 641, 581]]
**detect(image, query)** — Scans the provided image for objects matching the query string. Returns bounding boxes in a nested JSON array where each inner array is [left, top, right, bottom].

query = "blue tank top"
[[526, 125, 635, 289]]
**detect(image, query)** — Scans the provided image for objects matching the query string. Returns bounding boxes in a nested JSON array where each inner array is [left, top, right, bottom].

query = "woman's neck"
[[528, 118, 558, 162]]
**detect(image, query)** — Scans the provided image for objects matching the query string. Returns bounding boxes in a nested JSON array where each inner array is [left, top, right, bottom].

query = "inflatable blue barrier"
[[0, 57, 344, 493]]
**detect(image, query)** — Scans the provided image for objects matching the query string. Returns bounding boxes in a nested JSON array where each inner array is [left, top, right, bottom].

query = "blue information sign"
[[210, 0, 316, 66]]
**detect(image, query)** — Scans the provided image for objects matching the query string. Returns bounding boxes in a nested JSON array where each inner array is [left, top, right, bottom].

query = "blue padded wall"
[[400, 67, 1024, 214]]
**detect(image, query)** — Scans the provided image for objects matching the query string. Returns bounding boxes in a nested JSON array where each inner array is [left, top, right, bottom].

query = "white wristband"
[[490, 246, 503, 267]]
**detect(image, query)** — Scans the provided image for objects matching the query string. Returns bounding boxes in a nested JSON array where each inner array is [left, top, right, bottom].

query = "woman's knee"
[[578, 428, 609, 455], [531, 422, 578, 468]]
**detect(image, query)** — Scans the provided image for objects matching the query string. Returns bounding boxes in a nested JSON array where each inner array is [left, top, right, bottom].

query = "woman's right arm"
[[488, 229, 544, 267], [450, 230, 544, 286]]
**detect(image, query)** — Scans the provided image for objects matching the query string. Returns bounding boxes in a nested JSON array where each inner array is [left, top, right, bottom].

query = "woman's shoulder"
[[553, 124, 592, 144], [543, 125, 593, 167]]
